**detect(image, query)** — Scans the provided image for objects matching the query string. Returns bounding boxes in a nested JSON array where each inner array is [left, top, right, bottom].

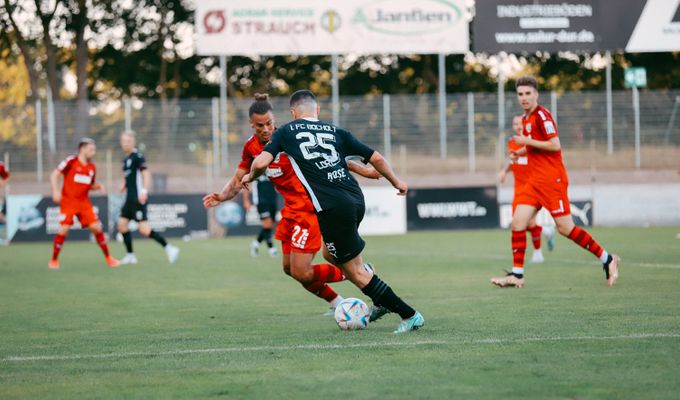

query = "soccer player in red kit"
[[203, 94, 379, 313], [0, 160, 9, 225], [498, 114, 555, 263], [49, 138, 119, 269], [492, 76, 620, 288]]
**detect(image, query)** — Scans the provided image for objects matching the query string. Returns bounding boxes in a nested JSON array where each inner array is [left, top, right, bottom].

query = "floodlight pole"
[[438, 53, 447, 159], [219, 55, 229, 172], [606, 51, 613, 155], [633, 85, 641, 169], [331, 53, 340, 125]]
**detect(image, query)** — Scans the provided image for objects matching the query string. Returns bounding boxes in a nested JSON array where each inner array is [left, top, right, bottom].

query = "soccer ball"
[[334, 298, 370, 331]]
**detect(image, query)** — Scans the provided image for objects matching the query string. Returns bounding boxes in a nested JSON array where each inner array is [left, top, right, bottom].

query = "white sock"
[[533, 249, 543, 256], [512, 267, 524, 276], [330, 296, 344, 308], [600, 250, 610, 264]]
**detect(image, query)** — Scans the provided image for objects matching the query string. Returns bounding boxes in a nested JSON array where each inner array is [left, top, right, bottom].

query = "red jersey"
[[522, 105, 568, 185], [0, 161, 9, 179], [507, 138, 529, 188], [238, 135, 314, 217], [57, 156, 96, 203]]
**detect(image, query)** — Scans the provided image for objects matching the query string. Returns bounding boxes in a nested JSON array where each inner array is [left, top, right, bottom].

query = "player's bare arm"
[[513, 135, 561, 152], [242, 151, 274, 189], [50, 168, 62, 204], [91, 183, 105, 192], [138, 169, 151, 204], [498, 162, 513, 183], [347, 160, 380, 180], [367, 152, 407, 195], [203, 168, 248, 208]]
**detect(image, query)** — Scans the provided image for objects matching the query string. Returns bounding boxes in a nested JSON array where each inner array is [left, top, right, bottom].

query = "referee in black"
[[243, 90, 424, 333], [117, 131, 179, 264]]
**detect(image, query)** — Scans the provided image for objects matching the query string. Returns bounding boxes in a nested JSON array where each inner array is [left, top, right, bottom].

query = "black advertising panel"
[[407, 187, 499, 231], [473, 0, 648, 53], [7, 195, 108, 242], [109, 194, 208, 239]]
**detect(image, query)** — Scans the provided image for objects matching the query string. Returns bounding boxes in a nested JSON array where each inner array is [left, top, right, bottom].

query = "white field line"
[[383, 251, 680, 270], [4, 333, 680, 363]]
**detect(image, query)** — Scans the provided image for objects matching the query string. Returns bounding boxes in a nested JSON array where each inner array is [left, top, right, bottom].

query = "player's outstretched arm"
[[242, 151, 274, 188], [50, 169, 62, 204], [367, 152, 407, 195], [347, 159, 380, 180], [202, 168, 248, 208], [498, 162, 512, 183]]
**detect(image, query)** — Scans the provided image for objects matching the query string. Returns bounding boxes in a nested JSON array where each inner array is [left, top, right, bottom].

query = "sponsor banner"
[[195, 0, 469, 55], [110, 194, 208, 239], [499, 200, 593, 229], [473, 0, 652, 53], [359, 187, 407, 236], [626, 0, 680, 52], [407, 187, 499, 231], [7, 195, 108, 242]]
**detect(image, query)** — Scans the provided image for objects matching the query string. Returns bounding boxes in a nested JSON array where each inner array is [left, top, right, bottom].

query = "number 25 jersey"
[[263, 118, 375, 212]]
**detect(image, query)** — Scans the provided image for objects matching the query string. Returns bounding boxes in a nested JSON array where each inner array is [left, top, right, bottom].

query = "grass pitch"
[[1, 227, 679, 399]]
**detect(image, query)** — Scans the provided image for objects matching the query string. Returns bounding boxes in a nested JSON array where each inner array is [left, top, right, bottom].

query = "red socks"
[[529, 225, 542, 250], [302, 281, 339, 302], [511, 230, 526, 273], [52, 234, 66, 261], [568, 226, 604, 258], [94, 232, 110, 258], [312, 263, 345, 283]]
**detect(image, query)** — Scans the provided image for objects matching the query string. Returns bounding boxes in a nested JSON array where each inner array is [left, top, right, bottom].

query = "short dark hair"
[[78, 137, 95, 150], [289, 89, 316, 108], [516, 76, 538, 91], [248, 93, 273, 117]]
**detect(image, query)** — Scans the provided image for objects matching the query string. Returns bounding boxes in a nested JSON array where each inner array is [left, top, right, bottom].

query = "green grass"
[[1, 227, 679, 399]]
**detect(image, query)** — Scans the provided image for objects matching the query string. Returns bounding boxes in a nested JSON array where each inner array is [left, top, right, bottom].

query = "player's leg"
[[319, 203, 423, 333], [262, 214, 277, 256], [50, 222, 71, 269], [290, 250, 344, 314], [554, 215, 620, 286], [138, 219, 179, 263], [117, 216, 138, 264], [491, 204, 539, 288], [77, 204, 118, 266], [527, 216, 544, 263]]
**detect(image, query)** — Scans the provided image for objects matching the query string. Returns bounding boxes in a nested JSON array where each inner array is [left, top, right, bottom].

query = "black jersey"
[[263, 118, 375, 212], [122, 150, 147, 202]]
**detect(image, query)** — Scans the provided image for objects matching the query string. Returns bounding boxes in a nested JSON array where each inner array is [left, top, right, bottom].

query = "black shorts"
[[257, 203, 277, 220], [120, 200, 148, 221], [316, 202, 366, 264]]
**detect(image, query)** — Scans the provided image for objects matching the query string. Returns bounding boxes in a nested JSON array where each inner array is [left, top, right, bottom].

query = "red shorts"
[[512, 184, 540, 214], [275, 212, 322, 254], [519, 181, 571, 218], [60, 202, 99, 227]]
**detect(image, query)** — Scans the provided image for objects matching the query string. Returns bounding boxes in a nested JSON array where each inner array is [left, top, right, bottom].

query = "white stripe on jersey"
[[538, 110, 547, 121], [287, 156, 322, 212], [136, 169, 143, 198], [252, 180, 259, 206]]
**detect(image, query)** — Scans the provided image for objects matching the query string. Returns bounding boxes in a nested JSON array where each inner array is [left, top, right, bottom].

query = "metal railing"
[[3, 89, 680, 189]]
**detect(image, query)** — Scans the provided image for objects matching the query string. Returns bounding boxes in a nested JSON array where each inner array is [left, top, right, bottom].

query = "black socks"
[[361, 274, 416, 320]]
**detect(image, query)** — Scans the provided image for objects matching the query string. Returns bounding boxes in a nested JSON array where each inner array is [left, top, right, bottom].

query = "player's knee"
[[117, 219, 128, 233], [511, 219, 528, 231], [556, 222, 574, 237], [58, 225, 71, 236], [138, 224, 151, 237], [89, 223, 103, 234]]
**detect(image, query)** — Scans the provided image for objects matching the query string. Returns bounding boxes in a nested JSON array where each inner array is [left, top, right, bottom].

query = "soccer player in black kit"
[[117, 131, 179, 264], [243, 90, 424, 333], [243, 166, 280, 258]]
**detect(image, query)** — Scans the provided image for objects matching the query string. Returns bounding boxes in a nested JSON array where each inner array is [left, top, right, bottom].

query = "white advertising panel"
[[359, 186, 407, 236], [195, 0, 470, 55]]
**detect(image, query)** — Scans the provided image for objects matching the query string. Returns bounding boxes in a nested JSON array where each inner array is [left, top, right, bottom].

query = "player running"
[[242, 141, 280, 258], [117, 131, 179, 265], [0, 160, 9, 226], [498, 114, 555, 263], [49, 138, 119, 269], [492, 76, 620, 288], [204, 94, 378, 314], [244, 90, 424, 333]]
